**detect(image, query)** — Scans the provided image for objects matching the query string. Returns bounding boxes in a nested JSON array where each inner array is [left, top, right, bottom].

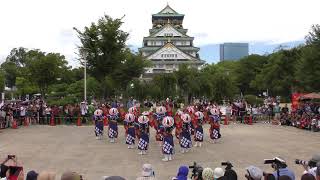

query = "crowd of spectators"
[[1, 154, 320, 180], [280, 101, 320, 132]]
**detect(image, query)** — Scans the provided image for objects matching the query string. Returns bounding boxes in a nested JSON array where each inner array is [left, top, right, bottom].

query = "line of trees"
[[0, 14, 319, 105]]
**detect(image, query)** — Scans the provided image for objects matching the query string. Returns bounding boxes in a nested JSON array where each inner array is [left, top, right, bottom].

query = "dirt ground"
[[1, 123, 320, 180]]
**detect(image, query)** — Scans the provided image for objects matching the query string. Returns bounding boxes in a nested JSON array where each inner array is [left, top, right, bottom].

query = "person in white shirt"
[[45, 106, 51, 125], [20, 106, 26, 126], [80, 102, 88, 124]]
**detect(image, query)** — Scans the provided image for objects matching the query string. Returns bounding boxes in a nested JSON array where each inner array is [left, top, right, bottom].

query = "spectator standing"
[[44, 106, 51, 125], [80, 102, 88, 124], [273, 103, 281, 125]]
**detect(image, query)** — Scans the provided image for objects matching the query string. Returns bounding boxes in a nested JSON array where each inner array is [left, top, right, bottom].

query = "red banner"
[[291, 93, 303, 112]]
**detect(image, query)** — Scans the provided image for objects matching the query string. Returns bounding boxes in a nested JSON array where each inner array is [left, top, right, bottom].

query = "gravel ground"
[[1, 123, 319, 180]]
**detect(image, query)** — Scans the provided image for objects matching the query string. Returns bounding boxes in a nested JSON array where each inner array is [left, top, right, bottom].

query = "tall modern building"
[[220, 43, 249, 61], [139, 5, 205, 78]]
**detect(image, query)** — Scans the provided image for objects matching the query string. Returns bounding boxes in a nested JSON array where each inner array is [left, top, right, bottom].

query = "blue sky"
[[198, 40, 305, 63]]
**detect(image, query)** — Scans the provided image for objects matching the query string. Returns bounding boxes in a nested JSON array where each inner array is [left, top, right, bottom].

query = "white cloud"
[[0, 0, 319, 65]]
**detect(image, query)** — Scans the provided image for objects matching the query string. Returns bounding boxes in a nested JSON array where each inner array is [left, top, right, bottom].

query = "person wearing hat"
[[136, 164, 156, 180], [94, 108, 104, 140], [302, 154, 320, 179], [180, 113, 193, 153], [214, 168, 224, 180], [245, 166, 263, 180], [193, 111, 204, 148], [209, 108, 221, 144], [137, 115, 150, 155], [153, 106, 166, 146], [108, 108, 120, 143], [174, 110, 183, 140], [202, 168, 214, 180], [162, 116, 175, 161], [124, 113, 136, 149]]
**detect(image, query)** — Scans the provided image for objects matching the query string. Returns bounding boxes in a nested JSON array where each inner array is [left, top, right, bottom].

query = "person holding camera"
[[296, 153, 320, 179], [264, 157, 295, 180], [0, 155, 24, 180]]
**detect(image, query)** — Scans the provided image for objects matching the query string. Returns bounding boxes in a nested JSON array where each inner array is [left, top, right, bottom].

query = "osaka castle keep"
[[139, 5, 205, 78]]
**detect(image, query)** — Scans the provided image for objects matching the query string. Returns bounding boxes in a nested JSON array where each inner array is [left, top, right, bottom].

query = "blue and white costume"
[[108, 108, 119, 143], [94, 108, 104, 140], [154, 106, 166, 143], [209, 108, 221, 143], [137, 115, 150, 155], [124, 113, 136, 149], [194, 111, 204, 147], [162, 116, 175, 162], [180, 113, 192, 153]]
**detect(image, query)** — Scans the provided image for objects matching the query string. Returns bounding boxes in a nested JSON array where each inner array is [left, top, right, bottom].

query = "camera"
[[295, 159, 309, 166], [189, 162, 203, 180], [295, 159, 317, 168], [264, 157, 287, 171], [264, 157, 286, 165], [221, 161, 233, 170]]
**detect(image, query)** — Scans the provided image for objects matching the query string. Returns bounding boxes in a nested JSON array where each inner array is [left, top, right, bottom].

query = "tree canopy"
[[1, 17, 319, 104]]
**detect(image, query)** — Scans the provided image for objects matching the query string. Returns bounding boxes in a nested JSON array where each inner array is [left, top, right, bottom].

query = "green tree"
[[6, 47, 28, 67], [15, 77, 37, 95], [74, 15, 147, 98], [27, 52, 69, 96], [0, 69, 5, 92], [306, 24, 320, 47], [295, 46, 320, 92], [1, 61, 18, 88], [174, 64, 200, 103], [235, 54, 267, 95], [152, 73, 177, 99], [251, 48, 301, 98]]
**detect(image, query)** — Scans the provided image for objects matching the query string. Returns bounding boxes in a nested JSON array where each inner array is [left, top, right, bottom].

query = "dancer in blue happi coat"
[[194, 111, 204, 147], [209, 107, 221, 143], [108, 108, 120, 143], [180, 113, 193, 153], [162, 116, 175, 162], [93, 108, 104, 140], [137, 115, 150, 155], [153, 106, 166, 146], [124, 113, 136, 149]]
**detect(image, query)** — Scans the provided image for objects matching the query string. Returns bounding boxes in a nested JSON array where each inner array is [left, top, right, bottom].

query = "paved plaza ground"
[[1, 123, 320, 179]]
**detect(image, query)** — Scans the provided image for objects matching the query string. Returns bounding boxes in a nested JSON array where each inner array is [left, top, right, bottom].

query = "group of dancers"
[[93, 105, 222, 161]]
